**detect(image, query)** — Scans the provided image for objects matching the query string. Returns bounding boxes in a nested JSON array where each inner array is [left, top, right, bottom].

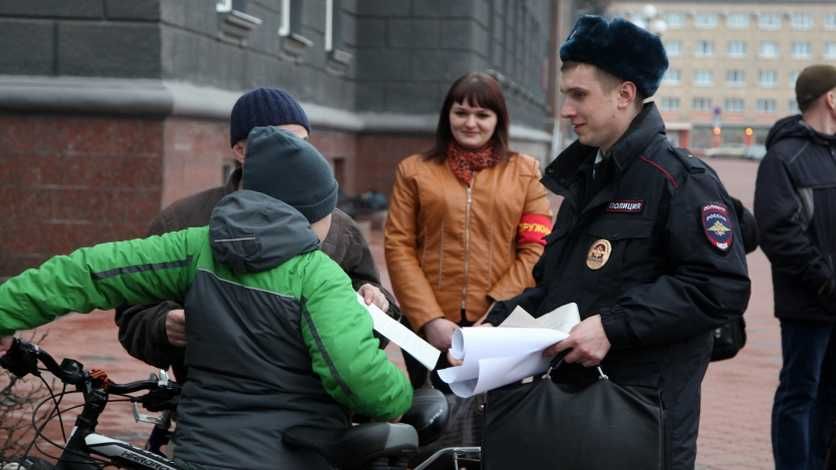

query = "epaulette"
[[670, 147, 707, 174]]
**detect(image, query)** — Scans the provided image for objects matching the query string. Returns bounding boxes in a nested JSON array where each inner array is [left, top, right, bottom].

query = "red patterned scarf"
[[447, 142, 500, 185]]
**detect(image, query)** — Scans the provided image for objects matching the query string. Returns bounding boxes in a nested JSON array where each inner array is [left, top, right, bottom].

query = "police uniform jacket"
[[488, 103, 750, 430]]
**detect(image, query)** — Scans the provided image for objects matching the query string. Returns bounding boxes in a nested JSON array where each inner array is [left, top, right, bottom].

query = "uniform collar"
[[542, 103, 666, 195]]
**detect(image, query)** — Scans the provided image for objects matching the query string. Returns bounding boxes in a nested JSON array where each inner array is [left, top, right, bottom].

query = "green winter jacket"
[[0, 190, 412, 469]]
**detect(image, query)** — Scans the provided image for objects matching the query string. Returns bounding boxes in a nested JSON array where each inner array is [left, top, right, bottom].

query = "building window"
[[692, 97, 712, 112], [695, 70, 714, 86], [665, 12, 685, 29], [695, 13, 718, 29], [726, 13, 749, 29], [826, 14, 836, 30], [664, 40, 682, 57], [759, 70, 777, 88], [757, 99, 777, 113], [725, 98, 745, 113], [695, 40, 714, 57], [727, 40, 747, 58], [759, 41, 779, 58], [790, 13, 813, 30], [758, 13, 781, 30], [788, 99, 799, 114], [660, 97, 681, 111], [278, 0, 303, 37], [726, 69, 746, 87], [826, 42, 836, 59], [792, 41, 812, 59], [663, 69, 681, 85], [789, 70, 799, 87]]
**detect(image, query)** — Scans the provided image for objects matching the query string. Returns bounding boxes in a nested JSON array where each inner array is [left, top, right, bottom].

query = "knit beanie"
[[796, 64, 836, 113], [229, 87, 311, 147], [242, 126, 338, 223]]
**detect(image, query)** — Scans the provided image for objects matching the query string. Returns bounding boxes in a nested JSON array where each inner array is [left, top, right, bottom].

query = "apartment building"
[[608, 0, 836, 150]]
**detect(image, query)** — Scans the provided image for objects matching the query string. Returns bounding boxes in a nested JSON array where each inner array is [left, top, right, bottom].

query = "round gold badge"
[[586, 239, 612, 270]]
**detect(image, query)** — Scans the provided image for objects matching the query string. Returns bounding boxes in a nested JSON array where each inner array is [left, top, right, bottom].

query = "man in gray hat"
[[755, 63, 836, 470], [486, 15, 750, 469], [115, 87, 398, 381]]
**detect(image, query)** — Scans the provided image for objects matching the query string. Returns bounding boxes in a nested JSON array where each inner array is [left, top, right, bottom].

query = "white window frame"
[[788, 99, 799, 114], [791, 41, 812, 59], [278, 0, 291, 36], [695, 70, 713, 87], [726, 13, 749, 29], [665, 12, 685, 29], [727, 40, 746, 58], [757, 99, 777, 113], [789, 71, 799, 87], [727, 69, 746, 87], [324, 0, 334, 51], [790, 13, 813, 30], [663, 69, 681, 85], [826, 42, 836, 59], [660, 97, 681, 111], [664, 40, 682, 57], [826, 14, 836, 30], [758, 13, 781, 30], [692, 97, 712, 112], [725, 98, 744, 113], [759, 41, 779, 59], [759, 70, 777, 88], [695, 40, 714, 57], [695, 13, 718, 29]]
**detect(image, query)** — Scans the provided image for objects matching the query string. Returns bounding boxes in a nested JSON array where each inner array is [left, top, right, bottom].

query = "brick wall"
[[0, 113, 165, 277]]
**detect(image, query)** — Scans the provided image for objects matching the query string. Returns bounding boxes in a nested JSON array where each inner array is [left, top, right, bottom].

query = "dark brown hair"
[[425, 72, 511, 162]]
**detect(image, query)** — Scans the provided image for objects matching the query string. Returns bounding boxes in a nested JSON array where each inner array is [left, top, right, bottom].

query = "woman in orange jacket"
[[385, 71, 553, 372]]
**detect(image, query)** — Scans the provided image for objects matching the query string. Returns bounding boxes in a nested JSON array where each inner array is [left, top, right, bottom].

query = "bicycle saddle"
[[283, 422, 417, 470], [400, 388, 449, 445]]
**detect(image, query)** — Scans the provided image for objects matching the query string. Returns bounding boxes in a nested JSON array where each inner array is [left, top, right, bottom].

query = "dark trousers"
[[772, 320, 836, 470]]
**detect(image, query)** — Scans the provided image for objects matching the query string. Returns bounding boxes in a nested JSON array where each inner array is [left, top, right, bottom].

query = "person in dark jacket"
[[755, 63, 836, 470], [486, 16, 750, 469], [115, 87, 399, 380]]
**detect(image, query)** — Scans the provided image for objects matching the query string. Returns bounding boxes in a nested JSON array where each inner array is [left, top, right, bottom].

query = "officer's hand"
[[544, 315, 611, 367], [423, 318, 459, 351], [166, 309, 187, 347], [358, 284, 389, 312], [0, 336, 13, 355]]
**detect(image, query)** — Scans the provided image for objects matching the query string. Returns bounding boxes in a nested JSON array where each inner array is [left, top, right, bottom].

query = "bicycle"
[[0, 338, 480, 469]]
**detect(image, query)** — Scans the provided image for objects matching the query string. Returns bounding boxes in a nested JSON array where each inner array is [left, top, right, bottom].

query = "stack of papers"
[[437, 303, 580, 398]]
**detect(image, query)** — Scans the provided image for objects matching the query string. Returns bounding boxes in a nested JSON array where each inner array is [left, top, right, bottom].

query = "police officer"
[[486, 16, 751, 470]]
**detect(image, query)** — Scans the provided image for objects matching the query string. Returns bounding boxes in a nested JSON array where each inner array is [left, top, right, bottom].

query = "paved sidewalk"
[[6, 158, 780, 468]]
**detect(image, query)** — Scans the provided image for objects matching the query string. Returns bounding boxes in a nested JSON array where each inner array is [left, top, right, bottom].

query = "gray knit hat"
[[242, 126, 337, 223], [796, 64, 836, 113]]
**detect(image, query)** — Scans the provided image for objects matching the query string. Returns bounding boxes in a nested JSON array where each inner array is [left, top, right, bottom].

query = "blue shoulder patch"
[[702, 203, 734, 252]]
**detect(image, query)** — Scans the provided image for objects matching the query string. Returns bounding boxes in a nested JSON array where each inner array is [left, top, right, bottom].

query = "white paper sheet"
[[356, 294, 441, 370], [437, 302, 579, 397]]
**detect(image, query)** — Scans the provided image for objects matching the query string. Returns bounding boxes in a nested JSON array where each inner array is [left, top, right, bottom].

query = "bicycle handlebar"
[[0, 338, 181, 403]]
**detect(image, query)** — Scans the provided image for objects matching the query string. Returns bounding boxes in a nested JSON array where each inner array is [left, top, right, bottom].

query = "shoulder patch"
[[702, 203, 734, 252]]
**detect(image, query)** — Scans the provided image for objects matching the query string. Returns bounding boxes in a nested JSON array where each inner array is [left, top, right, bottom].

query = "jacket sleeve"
[[0, 228, 203, 337], [299, 253, 412, 420], [754, 150, 832, 290], [488, 161, 552, 301], [600, 171, 751, 349], [330, 210, 401, 321], [114, 211, 185, 370], [384, 162, 445, 331]]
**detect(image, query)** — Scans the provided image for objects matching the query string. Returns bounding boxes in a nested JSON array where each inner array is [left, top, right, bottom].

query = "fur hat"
[[795, 64, 836, 113], [242, 127, 337, 223], [560, 15, 668, 97], [229, 87, 310, 147]]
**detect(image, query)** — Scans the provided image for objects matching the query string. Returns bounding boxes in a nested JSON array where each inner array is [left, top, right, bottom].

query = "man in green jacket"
[[0, 126, 412, 469]]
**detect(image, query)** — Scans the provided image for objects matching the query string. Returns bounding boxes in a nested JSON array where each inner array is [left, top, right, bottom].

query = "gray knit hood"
[[209, 190, 319, 273]]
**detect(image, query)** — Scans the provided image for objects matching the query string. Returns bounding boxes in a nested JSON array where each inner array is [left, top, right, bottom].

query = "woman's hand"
[[422, 318, 459, 351], [358, 284, 390, 312]]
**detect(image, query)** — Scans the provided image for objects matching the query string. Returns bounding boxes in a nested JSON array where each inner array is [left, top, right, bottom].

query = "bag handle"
[[543, 349, 609, 381]]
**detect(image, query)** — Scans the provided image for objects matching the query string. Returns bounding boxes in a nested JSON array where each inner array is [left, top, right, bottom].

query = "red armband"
[[517, 213, 552, 246]]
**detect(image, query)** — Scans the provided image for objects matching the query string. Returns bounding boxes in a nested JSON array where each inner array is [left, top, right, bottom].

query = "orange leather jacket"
[[385, 152, 552, 331]]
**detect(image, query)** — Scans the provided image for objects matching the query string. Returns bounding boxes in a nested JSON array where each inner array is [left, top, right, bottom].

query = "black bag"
[[482, 356, 666, 470], [710, 316, 747, 361]]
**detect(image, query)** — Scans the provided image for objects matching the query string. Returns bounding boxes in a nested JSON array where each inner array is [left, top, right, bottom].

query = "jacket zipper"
[[461, 180, 474, 312]]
